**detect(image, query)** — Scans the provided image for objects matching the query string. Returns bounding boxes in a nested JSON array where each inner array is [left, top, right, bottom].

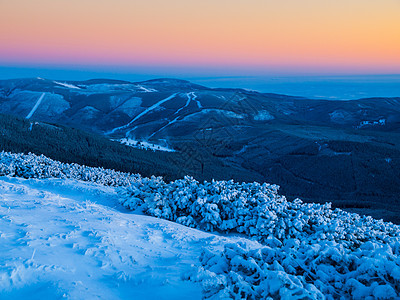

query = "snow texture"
[[0, 177, 222, 299]]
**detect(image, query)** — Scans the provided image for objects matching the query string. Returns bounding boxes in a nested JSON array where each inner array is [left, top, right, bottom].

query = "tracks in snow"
[[0, 177, 238, 299]]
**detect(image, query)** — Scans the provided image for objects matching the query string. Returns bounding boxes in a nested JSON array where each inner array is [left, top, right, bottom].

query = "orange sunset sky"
[[1, 0, 400, 74]]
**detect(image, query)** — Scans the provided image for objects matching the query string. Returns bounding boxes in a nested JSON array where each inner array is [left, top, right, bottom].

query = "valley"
[[1, 77, 399, 222]]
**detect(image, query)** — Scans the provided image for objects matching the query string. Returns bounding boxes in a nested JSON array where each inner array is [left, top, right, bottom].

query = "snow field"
[[0, 177, 255, 299]]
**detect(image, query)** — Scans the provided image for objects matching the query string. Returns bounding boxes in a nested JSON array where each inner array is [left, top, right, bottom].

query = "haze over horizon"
[[1, 0, 400, 75]]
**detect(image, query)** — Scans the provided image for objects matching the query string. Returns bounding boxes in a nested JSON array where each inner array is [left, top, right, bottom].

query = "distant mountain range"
[[1, 77, 400, 222], [1, 77, 399, 137]]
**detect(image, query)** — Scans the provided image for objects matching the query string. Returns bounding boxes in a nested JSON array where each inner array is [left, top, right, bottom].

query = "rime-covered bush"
[[186, 242, 325, 300], [121, 175, 399, 248], [188, 240, 400, 299], [120, 174, 400, 298], [2, 151, 400, 298], [0, 151, 140, 187]]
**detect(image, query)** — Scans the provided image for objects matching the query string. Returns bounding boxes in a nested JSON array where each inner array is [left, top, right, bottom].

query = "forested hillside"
[[0, 113, 260, 183]]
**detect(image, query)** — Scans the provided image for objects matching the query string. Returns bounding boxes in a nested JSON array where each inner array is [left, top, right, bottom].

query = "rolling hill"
[[1, 77, 400, 222]]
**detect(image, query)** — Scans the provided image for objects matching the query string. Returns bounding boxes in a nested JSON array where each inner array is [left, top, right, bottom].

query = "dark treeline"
[[0, 114, 259, 183], [0, 114, 186, 180]]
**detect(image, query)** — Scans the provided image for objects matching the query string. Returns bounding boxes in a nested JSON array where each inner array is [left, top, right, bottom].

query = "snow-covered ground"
[[53, 81, 81, 90], [135, 85, 157, 93], [0, 176, 250, 299], [1, 151, 400, 299], [356, 119, 386, 129], [115, 138, 175, 152]]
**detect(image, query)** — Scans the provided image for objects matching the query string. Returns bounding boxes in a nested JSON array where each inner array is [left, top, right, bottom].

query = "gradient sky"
[[1, 0, 400, 75]]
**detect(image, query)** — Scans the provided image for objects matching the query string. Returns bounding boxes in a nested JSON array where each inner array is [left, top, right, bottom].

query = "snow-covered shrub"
[[0, 151, 138, 187], [2, 151, 400, 298], [186, 242, 324, 299], [119, 168, 400, 298], [190, 239, 400, 299]]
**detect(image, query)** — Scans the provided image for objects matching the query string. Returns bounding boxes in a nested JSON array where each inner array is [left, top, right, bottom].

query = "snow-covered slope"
[[1, 151, 400, 299], [0, 176, 254, 300]]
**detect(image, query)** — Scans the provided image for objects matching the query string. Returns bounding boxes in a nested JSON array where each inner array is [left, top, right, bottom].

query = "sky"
[[1, 0, 400, 78]]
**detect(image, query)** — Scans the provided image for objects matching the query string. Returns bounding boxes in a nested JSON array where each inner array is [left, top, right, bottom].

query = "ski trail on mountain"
[[108, 93, 178, 134], [149, 116, 180, 138], [150, 92, 202, 138], [136, 85, 157, 93], [174, 94, 192, 115], [26, 93, 45, 119], [174, 92, 202, 116], [191, 92, 202, 109], [54, 81, 81, 89]]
